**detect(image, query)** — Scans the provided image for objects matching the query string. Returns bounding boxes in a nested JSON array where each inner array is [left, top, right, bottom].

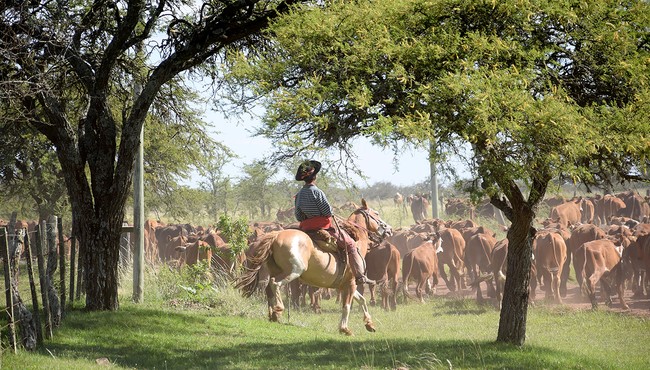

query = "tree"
[[142, 86, 234, 220], [226, 0, 650, 344], [1, 82, 225, 224], [0, 0, 303, 311], [236, 160, 280, 218], [195, 139, 237, 220], [0, 123, 69, 221]]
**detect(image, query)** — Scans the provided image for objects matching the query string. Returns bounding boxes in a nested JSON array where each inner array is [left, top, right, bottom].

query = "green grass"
[[3, 198, 650, 369], [3, 279, 650, 370]]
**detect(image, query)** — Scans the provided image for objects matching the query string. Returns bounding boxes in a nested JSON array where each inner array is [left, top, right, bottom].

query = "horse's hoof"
[[270, 311, 282, 322], [339, 328, 353, 336], [365, 323, 376, 332]]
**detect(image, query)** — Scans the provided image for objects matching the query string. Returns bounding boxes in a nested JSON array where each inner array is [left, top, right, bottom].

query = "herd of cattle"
[[139, 189, 650, 315], [360, 190, 650, 312], [3, 190, 648, 314]]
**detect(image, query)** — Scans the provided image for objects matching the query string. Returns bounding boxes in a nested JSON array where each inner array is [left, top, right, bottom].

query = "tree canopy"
[[226, 0, 650, 344], [228, 0, 649, 188], [0, 0, 304, 310]]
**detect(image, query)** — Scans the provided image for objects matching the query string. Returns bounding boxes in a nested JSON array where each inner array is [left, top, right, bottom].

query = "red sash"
[[299, 216, 332, 231]]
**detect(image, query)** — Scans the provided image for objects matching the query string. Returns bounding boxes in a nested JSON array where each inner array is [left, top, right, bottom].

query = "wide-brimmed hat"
[[295, 160, 321, 181]]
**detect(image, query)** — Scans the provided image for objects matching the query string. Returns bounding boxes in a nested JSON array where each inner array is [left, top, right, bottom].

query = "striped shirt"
[[294, 184, 332, 221]]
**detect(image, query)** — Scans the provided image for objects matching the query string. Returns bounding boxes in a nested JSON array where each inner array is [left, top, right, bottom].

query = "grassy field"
[[2, 263, 650, 370], [3, 196, 650, 369]]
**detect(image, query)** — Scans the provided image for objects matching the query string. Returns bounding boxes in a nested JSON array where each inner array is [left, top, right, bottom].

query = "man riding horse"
[[294, 160, 375, 286]]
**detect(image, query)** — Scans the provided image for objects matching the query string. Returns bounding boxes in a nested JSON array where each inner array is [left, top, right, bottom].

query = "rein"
[[336, 208, 391, 247]]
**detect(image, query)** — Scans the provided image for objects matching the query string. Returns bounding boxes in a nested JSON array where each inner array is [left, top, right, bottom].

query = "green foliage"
[[216, 214, 250, 270], [152, 261, 218, 305], [0, 123, 69, 220], [228, 0, 650, 194], [235, 160, 281, 219]]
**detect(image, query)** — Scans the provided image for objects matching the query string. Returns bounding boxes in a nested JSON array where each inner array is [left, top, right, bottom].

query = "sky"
[[201, 111, 436, 187]]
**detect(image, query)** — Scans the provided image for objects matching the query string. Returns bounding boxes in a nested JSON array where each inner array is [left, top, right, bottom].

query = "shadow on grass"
[[37, 306, 607, 370]]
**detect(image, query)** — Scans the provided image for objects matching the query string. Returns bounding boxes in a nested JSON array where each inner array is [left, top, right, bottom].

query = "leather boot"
[[348, 247, 375, 285]]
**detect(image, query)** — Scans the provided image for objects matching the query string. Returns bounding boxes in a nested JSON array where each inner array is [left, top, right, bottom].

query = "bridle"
[[354, 208, 393, 245]]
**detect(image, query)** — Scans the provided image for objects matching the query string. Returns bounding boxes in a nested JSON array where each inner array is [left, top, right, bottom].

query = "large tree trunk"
[[496, 203, 535, 345], [56, 129, 133, 311], [75, 194, 127, 311]]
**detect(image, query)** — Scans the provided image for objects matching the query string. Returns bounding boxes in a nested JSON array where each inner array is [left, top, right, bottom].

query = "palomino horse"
[[236, 199, 392, 335]]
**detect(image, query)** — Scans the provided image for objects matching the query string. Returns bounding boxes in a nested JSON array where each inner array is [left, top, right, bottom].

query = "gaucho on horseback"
[[294, 160, 375, 286]]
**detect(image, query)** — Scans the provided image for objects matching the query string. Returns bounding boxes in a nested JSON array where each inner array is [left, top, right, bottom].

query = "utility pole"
[[132, 41, 145, 303], [429, 141, 440, 219]]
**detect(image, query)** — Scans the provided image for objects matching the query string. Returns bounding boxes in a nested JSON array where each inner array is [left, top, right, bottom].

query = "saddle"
[[304, 229, 349, 287], [305, 229, 339, 253]]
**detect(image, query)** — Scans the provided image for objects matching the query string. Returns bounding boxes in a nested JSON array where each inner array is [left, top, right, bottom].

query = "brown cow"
[[385, 228, 428, 256], [410, 194, 430, 223], [549, 199, 582, 229], [411, 220, 439, 234], [544, 195, 566, 209], [360, 241, 401, 310], [144, 219, 164, 264], [487, 238, 537, 308], [489, 238, 509, 306], [393, 192, 407, 215], [204, 232, 245, 276], [445, 198, 474, 219], [175, 239, 213, 268], [401, 232, 442, 303], [618, 191, 650, 222], [288, 280, 324, 312], [625, 236, 648, 297], [384, 229, 412, 256], [436, 227, 466, 292], [275, 207, 295, 223], [447, 219, 478, 231], [155, 224, 191, 261], [596, 194, 627, 225], [464, 231, 497, 303], [628, 228, 650, 297], [573, 239, 630, 310], [580, 197, 595, 224], [532, 230, 567, 303], [606, 224, 634, 249], [561, 223, 607, 296]]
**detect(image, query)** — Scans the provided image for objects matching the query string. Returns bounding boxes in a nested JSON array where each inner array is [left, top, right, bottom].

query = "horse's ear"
[[361, 198, 368, 209]]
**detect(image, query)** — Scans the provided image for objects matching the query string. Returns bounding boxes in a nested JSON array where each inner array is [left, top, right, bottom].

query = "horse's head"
[[348, 199, 393, 242]]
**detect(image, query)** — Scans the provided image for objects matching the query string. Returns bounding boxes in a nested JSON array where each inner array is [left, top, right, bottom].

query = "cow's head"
[[425, 232, 443, 253]]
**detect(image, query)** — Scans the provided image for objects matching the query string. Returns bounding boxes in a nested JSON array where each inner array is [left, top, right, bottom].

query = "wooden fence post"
[[58, 217, 66, 317], [46, 215, 61, 328], [37, 222, 53, 339], [24, 231, 43, 345], [69, 236, 76, 305], [7, 213, 37, 350], [2, 227, 17, 354]]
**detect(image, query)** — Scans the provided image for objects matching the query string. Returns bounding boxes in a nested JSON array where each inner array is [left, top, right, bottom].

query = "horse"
[[235, 199, 392, 335]]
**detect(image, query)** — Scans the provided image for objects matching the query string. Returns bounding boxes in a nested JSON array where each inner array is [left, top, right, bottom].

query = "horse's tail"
[[234, 231, 278, 297]]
